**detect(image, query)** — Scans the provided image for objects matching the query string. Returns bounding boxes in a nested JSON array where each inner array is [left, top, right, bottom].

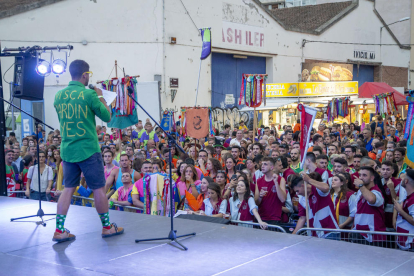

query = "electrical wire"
[[179, 0, 201, 35], [303, 40, 412, 46]]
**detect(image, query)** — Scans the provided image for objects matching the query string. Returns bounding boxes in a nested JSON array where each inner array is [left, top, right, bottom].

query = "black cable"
[[2, 62, 15, 85]]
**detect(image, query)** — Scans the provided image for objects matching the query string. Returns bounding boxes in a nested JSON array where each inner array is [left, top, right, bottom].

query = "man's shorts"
[[62, 152, 105, 190]]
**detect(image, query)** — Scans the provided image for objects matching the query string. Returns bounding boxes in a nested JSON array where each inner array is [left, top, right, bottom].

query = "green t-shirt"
[[54, 81, 111, 162]]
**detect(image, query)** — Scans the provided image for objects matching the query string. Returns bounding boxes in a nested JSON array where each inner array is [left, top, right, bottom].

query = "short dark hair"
[[333, 158, 347, 166], [395, 147, 406, 156], [253, 154, 263, 163], [306, 152, 316, 163], [313, 146, 323, 155], [224, 124, 231, 129], [344, 145, 356, 153], [313, 134, 322, 143], [272, 141, 280, 145], [276, 155, 288, 169], [69, 60, 89, 79], [359, 166, 376, 177], [291, 175, 303, 189], [262, 156, 275, 165], [354, 154, 363, 159], [316, 154, 329, 162], [374, 142, 384, 149], [231, 146, 241, 151], [252, 142, 263, 152], [381, 160, 394, 167], [185, 158, 195, 165]]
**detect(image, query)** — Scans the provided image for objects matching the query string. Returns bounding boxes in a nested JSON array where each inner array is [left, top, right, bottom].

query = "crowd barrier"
[[230, 220, 287, 233], [296, 228, 414, 252], [7, 192, 414, 252]]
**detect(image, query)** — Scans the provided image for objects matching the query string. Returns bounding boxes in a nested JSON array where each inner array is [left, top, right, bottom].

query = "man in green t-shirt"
[[52, 60, 124, 243]]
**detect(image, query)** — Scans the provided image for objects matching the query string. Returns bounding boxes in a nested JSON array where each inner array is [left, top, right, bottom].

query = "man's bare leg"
[[93, 186, 124, 237]]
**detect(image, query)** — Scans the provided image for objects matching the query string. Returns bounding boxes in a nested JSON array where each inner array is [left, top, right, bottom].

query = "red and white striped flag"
[[297, 104, 318, 169]]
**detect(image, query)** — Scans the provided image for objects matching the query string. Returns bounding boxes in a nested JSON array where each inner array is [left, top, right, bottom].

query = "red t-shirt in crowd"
[[256, 175, 284, 221]]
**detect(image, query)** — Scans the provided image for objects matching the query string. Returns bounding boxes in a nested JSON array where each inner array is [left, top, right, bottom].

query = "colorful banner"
[[301, 63, 353, 82], [265, 83, 299, 97], [297, 104, 318, 169], [404, 94, 414, 168], [299, 81, 358, 97], [200, 28, 211, 60]]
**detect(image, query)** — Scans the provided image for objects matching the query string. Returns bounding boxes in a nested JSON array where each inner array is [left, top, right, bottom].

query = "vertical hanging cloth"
[[238, 74, 245, 105], [263, 76, 267, 106]]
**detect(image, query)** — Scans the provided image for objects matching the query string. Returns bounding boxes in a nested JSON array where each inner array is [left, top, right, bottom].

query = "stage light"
[[35, 59, 51, 76], [52, 59, 66, 74]]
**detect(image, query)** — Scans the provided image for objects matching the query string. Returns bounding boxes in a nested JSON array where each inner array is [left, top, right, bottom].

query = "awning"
[[239, 98, 298, 111], [359, 82, 408, 105]]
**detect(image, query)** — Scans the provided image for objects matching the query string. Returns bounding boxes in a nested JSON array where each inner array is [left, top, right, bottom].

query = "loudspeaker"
[[12, 55, 45, 101]]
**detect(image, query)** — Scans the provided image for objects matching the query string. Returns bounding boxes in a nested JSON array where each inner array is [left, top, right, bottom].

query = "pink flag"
[[297, 104, 318, 169]]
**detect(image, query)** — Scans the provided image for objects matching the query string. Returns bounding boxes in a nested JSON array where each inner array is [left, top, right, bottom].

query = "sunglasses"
[[83, 71, 93, 77]]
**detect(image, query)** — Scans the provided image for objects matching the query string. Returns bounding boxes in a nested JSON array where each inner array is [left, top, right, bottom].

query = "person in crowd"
[[195, 183, 227, 217], [105, 154, 140, 193], [290, 148, 302, 174], [305, 152, 329, 183], [103, 150, 119, 184], [230, 130, 245, 147], [394, 169, 414, 251], [195, 176, 213, 210], [330, 174, 356, 229], [380, 161, 405, 230], [25, 151, 54, 201], [206, 158, 223, 181], [363, 129, 374, 152], [344, 145, 356, 168], [177, 165, 201, 205], [228, 179, 268, 229], [5, 149, 17, 196], [225, 156, 237, 180], [385, 150, 394, 162], [197, 149, 209, 174], [255, 157, 287, 225], [215, 170, 229, 197], [109, 172, 134, 211], [350, 166, 386, 245], [139, 122, 159, 147], [131, 161, 153, 209], [252, 142, 263, 157], [292, 172, 339, 236], [394, 147, 407, 176]]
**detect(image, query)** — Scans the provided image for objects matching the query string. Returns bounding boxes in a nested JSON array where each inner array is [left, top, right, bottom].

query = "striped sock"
[[56, 214, 66, 233], [99, 212, 111, 229]]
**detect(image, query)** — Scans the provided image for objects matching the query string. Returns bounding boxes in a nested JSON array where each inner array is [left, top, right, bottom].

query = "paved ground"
[[1, 197, 414, 276]]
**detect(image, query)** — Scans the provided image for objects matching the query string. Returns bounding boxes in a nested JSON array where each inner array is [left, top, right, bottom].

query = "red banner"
[[297, 104, 318, 168]]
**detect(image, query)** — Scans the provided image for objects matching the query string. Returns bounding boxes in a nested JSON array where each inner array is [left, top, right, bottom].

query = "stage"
[[1, 197, 413, 276]]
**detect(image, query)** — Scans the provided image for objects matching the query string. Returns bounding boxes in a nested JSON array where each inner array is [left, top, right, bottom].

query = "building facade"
[[0, 0, 410, 135]]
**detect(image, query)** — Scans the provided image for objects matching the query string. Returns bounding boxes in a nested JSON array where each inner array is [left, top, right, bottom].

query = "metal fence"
[[230, 220, 287, 233], [296, 228, 414, 252], [8, 191, 143, 212]]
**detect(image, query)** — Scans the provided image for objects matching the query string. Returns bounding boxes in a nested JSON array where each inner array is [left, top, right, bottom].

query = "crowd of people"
[[4, 114, 414, 251]]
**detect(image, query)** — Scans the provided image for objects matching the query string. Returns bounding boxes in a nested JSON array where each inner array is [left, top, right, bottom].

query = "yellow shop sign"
[[266, 81, 358, 97], [265, 83, 299, 97], [299, 81, 358, 96]]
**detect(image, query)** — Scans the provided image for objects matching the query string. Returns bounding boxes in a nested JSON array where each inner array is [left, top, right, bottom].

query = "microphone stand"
[[126, 87, 195, 250], [0, 96, 56, 226]]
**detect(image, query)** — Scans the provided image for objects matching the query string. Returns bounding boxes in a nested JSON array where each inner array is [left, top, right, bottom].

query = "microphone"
[[88, 84, 95, 90]]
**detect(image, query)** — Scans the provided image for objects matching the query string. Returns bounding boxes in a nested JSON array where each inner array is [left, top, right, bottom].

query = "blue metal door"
[[353, 64, 374, 86], [211, 53, 266, 108]]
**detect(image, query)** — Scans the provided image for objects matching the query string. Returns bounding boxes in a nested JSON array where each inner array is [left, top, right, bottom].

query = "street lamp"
[[380, 17, 410, 81]]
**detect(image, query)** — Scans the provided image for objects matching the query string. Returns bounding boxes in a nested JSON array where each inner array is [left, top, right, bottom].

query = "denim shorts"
[[62, 152, 105, 190]]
